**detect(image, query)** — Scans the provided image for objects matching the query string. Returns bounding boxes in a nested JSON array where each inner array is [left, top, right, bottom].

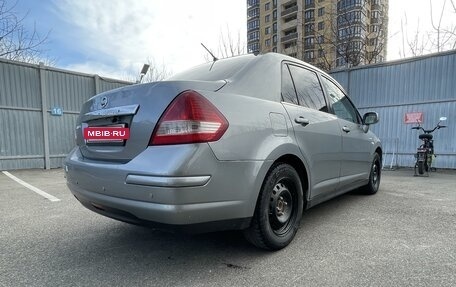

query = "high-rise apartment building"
[[246, 0, 388, 70]]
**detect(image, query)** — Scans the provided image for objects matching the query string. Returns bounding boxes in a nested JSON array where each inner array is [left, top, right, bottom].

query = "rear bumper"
[[65, 145, 268, 231], [70, 182, 251, 232]]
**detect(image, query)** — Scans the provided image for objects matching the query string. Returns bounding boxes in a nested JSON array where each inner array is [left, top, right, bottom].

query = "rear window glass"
[[168, 55, 254, 81], [281, 64, 299, 105], [288, 65, 327, 112]]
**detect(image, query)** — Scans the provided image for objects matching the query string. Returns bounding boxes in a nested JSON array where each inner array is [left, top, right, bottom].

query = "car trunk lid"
[[75, 80, 226, 162]]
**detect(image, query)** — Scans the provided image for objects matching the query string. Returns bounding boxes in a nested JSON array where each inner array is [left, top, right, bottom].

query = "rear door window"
[[281, 64, 299, 105], [287, 65, 328, 112]]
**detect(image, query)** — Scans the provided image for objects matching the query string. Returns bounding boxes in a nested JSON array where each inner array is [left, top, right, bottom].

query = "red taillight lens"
[[150, 90, 229, 145]]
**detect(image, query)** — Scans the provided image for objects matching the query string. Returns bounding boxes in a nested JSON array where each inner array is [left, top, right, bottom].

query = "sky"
[[11, 0, 456, 79]]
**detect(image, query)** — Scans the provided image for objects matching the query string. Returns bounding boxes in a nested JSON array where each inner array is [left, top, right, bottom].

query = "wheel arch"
[[246, 143, 311, 218], [375, 146, 383, 167], [274, 154, 310, 205]]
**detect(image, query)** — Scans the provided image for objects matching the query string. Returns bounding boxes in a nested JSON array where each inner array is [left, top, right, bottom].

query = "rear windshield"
[[168, 55, 254, 81]]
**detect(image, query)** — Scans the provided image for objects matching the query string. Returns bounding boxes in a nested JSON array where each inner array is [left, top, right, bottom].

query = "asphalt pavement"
[[1, 168, 455, 287]]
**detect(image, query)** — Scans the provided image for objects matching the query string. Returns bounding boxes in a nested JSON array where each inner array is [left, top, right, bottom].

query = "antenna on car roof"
[[201, 43, 218, 62]]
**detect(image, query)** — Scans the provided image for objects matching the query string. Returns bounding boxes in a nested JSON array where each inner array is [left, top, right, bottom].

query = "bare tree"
[[121, 58, 172, 83], [399, 0, 456, 58], [0, 0, 51, 64], [399, 14, 430, 58], [204, 26, 246, 61], [141, 58, 172, 83], [218, 26, 246, 58], [429, 0, 456, 51]]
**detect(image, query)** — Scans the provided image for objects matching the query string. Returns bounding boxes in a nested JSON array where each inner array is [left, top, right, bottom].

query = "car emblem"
[[100, 96, 108, 109]]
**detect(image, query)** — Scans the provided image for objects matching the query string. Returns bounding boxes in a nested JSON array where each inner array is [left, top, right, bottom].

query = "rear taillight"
[[149, 90, 229, 145]]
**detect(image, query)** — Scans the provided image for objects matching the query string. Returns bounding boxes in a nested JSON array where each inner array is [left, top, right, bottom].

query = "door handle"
[[295, 117, 310, 126], [342, 126, 350, 133]]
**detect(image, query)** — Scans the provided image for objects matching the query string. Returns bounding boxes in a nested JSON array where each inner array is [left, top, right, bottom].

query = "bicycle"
[[411, 117, 447, 176]]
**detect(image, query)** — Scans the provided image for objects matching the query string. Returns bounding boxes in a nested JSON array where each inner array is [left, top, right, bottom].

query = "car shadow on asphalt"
[[48, 191, 370, 274]]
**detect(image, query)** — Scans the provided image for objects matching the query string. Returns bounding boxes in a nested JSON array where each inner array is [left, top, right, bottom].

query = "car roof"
[[169, 52, 338, 102]]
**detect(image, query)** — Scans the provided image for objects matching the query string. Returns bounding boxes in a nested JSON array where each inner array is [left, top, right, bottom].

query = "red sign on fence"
[[404, 112, 423, 124]]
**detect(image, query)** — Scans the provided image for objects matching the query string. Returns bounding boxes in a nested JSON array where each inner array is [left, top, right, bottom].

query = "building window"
[[317, 35, 324, 43], [284, 15, 297, 22], [247, 0, 259, 7], [318, 21, 325, 30], [318, 7, 325, 17], [305, 23, 315, 33], [265, 39, 271, 47], [273, 9, 277, 20], [248, 42, 260, 53], [372, 11, 380, 18], [248, 31, 260, 41], [273, 22, 277, 33], [318, 49, 325, 57], [273, 34, 278, 43], [304, 37, 315, 46], [305, 10, 315, 20], [338, 25, 362, 38], [265, 14, 270, 22], [304, 37, 315, 44], [304, 50, 315, 61], [338, 10, 363, 25], [247, 19, 259, 30], [284, 41, 297, 49], [338, 0, 365, 10], [247, 7, 259, 18], [265, 26, 271, 35], [284, 28, 297, 36], [305, 0, 314, 5], [273, 47, 277, 52], [265, 2, 270, 10]]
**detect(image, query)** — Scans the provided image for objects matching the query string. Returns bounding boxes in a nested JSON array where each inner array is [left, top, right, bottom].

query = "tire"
[[425, 154, 431, 172], [418, 161, 424, 175], [244, 163, 304, 250], [360, 153, 381, 195]]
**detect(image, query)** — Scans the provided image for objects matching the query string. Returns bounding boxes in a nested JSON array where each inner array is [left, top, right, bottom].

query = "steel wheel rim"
[[269, 180, 296, 235], [372, 162, 380, 188]]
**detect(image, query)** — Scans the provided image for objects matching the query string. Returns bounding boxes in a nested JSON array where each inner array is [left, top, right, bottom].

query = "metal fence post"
[[39, 62, 51, 169], [94, 75, 101, 95]]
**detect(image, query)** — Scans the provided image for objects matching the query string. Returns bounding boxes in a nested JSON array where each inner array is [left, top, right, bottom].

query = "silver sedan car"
[[65, 53, 381, 250]]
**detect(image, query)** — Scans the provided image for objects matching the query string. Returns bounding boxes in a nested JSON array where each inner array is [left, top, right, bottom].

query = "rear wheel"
[[244, 163, 303, 250], [418, 160, 425, 175], [425, 154, 431, 172], [360, 153, 381, 195]]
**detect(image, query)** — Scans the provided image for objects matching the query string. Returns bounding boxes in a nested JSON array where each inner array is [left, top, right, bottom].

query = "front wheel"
[[360, 153, 381, 195], [244, 163, 304, 250]]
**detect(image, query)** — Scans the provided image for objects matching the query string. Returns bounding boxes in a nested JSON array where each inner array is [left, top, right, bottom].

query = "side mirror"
[[363, 112, 379, 125]]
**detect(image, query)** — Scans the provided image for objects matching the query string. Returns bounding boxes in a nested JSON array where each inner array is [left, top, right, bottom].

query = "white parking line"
[[2, 171, 61, 202]]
